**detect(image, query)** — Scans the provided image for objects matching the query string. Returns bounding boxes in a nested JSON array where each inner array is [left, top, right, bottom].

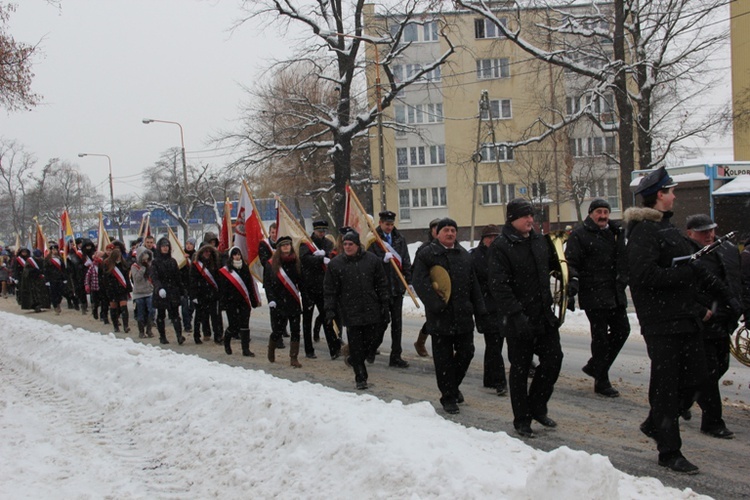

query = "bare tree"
[[454, 0, 728, 209], [0, 138, 35, 242], [0, 2, 45, 112], [226, 0, 455, 224]]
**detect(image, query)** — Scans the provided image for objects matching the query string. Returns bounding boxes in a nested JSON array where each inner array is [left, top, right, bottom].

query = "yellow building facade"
[[732, 0, 750, 160]]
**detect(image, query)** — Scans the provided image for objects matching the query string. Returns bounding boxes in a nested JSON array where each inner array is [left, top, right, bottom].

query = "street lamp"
[[141, 118, 188, 189], [78, 152, 121, 241]]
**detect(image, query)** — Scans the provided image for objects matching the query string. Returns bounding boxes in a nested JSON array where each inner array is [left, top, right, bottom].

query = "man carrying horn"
[[413, 218, 485, 415]]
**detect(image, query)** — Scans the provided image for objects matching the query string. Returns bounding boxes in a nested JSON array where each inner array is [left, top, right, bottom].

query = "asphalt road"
[[5, 299, 749, 499]]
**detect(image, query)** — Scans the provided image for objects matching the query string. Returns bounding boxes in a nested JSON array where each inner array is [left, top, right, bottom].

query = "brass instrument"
[[546, 230, 569, 325], [730, 324, 750, 367]]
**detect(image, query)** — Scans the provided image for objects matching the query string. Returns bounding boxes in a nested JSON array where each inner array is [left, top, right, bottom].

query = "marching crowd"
[[2, 166, 749, 476]]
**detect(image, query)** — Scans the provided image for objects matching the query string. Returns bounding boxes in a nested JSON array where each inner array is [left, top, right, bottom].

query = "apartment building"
[[364, 3, 621, 233]]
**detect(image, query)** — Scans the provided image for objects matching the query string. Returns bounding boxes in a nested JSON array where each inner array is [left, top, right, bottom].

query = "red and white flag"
[[233, 182, 265, 281], [218, 199, 232, 253]]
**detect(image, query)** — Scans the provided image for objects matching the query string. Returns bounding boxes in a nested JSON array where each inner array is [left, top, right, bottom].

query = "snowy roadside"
[[0, 312, 709, 499]]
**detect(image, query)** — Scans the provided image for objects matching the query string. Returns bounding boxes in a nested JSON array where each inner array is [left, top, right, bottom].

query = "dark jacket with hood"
[[151, 237, 184, 309], [324, 245, 389, 327], [488, 224, 559, 338], [190, 245, 221, 303], [565, 216, 628, 310], [413, 239, 485, 336]]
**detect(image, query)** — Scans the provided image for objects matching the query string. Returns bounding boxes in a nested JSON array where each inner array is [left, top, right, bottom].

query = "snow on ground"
[[0, 312, 708, 499]]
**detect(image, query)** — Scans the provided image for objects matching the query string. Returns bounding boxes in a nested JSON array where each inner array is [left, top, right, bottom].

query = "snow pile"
[[0, 312, 707, 499]]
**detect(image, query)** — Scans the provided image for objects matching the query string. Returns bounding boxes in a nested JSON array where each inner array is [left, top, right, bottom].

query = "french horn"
[[546, 230, 569, 325], [730, 324, 750, 367]]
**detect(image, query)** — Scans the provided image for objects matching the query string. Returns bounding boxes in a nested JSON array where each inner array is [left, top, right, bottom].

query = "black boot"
[[137, 320, 145, 338], [241, 328, 254, 357], [110, 308, 120, 332], [120, 305, 130, 333], [146, 319, 154, 338], [157, 318, 168, 344], [224, 331, 232, 355], [175, 320, 185, 345]]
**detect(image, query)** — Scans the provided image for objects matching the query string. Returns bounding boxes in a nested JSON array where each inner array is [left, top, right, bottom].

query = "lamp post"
[[78, 152, 121, 241], [141, 118, 188, 189]]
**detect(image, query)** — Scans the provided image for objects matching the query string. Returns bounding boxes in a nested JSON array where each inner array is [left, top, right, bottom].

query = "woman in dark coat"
[[190, 244, 224, 344], [264, 236, 303, 367], [21, 249, 50, 312], [43, 243, 67, 315], [151, 237, 185, 345], [102, 248, 133, 332], [218, 246, 260, 356]]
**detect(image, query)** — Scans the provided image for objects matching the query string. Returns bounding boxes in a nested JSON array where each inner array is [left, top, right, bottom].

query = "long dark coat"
[[151, 249, 184, 309], [324, 248, 389, 327], [263, 257, 302, 317]]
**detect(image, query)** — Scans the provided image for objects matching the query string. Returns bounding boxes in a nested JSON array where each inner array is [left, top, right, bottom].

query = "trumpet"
[[546, 230, 570, 325]]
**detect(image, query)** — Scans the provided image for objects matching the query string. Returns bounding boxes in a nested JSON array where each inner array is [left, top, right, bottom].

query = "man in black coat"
[[471, 224, 507, 396], [324, 230, 390, 390], [565, 198, 630, 398], [625, 167, 724, 475], [685, 214, 744, 440], [299, 220, 340, 359], [367, 210, 411, 368], [413, 218, 485, 415], [488, 199, 563, 438]]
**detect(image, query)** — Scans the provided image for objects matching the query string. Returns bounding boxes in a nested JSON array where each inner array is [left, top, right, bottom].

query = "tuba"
[[730, 324, 750, 367], [546, 230, 569, 325]]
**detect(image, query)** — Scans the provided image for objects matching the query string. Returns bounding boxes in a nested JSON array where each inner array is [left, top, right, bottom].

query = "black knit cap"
[[436, 217, 458, 233], [342, 230, 361, 246], [588, 198, 611, 214], [506, 198, 534, 222]]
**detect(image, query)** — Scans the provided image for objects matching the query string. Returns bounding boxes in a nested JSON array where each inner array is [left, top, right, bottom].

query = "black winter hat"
[[436, 218, 458, 233], [276, 235, 292, 245], [686, 214, 717, 232], [588, 198, 611, 214], [506, 198, 534, 222], [342, 230, 361, 247]]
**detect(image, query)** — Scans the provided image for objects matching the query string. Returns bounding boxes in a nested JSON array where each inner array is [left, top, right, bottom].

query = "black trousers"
[[431, 331, 475, 406], [506, 326, 563, 427], [482, 331, 506, 388], [642, 329, 707, 461], [373, 295, 404, 361], [224, 304, 250, 337], [156, 303, 182, 337], [270, 308, 301, 342], [348, 324, 380, 383], [584, 306, 631, 380], [302, 291, 340, 356], [195, 299, 223, 340], [696, 335, 731, 431]]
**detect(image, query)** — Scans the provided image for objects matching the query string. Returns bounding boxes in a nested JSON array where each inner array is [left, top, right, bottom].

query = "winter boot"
[[137, 320, 146, 338], [146, 319, 154, 338], [175, 321, 185, 345], [290, 341, 302, 368], [240, 328, 254, 357], [110, 308, 121, 332], [224, 332, 232, 355], [194, 321, 203, 344], [267, 336, 276, 363], [276, 337, 286, 349], [414, 327, 429, 357], [157, 319, 168, 344], [81, 304, 88, 316], [120, 305, 130, 333], [92, 307, 99, 320]]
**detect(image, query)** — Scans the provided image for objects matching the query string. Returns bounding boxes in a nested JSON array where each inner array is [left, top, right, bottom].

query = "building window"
[[394, 105, 406, 124], [402, 144, 446, 167], [408, 105, 424, 124], [588, 137, 604, 156], [422, 66, 441, 82], [480, 99, 512, 120], [399, 189, 411, 221], [427, 103, 443, 123], [569, 138, 584, 157], [566, 96, 581, 116], [482, 184, 500, 205], [532, 182, 547, 199], [404, 23, 419, 42], [605, 136, 616, 155], [607, 178, 619, 209], [397, 165, 409, 181], [397, 147, 408, 166], [476, 58, 510, 79], [475, 17, 507, 39], [429, 145, 445, 165], [423, 21, 439, 42], [480, 143, 514, 162], [410, 146, 426, 166]]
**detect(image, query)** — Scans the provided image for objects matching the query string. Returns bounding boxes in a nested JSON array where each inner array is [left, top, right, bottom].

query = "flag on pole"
[[33, 218, 47, 255], [218, 199, 233, 253], [233, 182, 265, 281], [344, 185, 376, 249], [276, 197, 317, 254], [59, 210, 75, 261], [14, 233, 20, 251], [166, 226, 188, 269], [137, 213, 151, 241], [96, 213, 111, 253]]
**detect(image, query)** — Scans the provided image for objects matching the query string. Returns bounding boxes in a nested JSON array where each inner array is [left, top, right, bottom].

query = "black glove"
[[381, 305, 391, 325], [568, 278, 579, 298], [325, 310, 336, 325], [511, 313, 530, 335]]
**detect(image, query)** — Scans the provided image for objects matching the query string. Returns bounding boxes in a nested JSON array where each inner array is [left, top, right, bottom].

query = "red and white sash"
[[382, 240, 403, 270], [277, 267, 301, 306], [111, 266, 127, 289], [50, 257, 63, 271], [220, 267, 252, 308], [83, 255, 93, 267], [16, 256, 26, 268], [27, 258, 40, 270], [194, 260, 218, 290]]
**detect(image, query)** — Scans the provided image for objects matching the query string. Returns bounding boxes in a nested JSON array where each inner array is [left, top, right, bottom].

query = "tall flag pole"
[[218, 198, 232, 253], [344, 184, 419, 308], [233, 181, 266, 281], [275, 197, 318, 255], [96, 212, 112, 253], [137, 213, 151, 241], [59, 209, 74, 262]]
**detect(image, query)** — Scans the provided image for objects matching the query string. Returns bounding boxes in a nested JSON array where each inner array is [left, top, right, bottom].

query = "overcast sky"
[[3, 0, 291, 200]]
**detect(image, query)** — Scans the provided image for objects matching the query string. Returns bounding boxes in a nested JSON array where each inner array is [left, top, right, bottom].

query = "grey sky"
[[3, 0, 289, 200]]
